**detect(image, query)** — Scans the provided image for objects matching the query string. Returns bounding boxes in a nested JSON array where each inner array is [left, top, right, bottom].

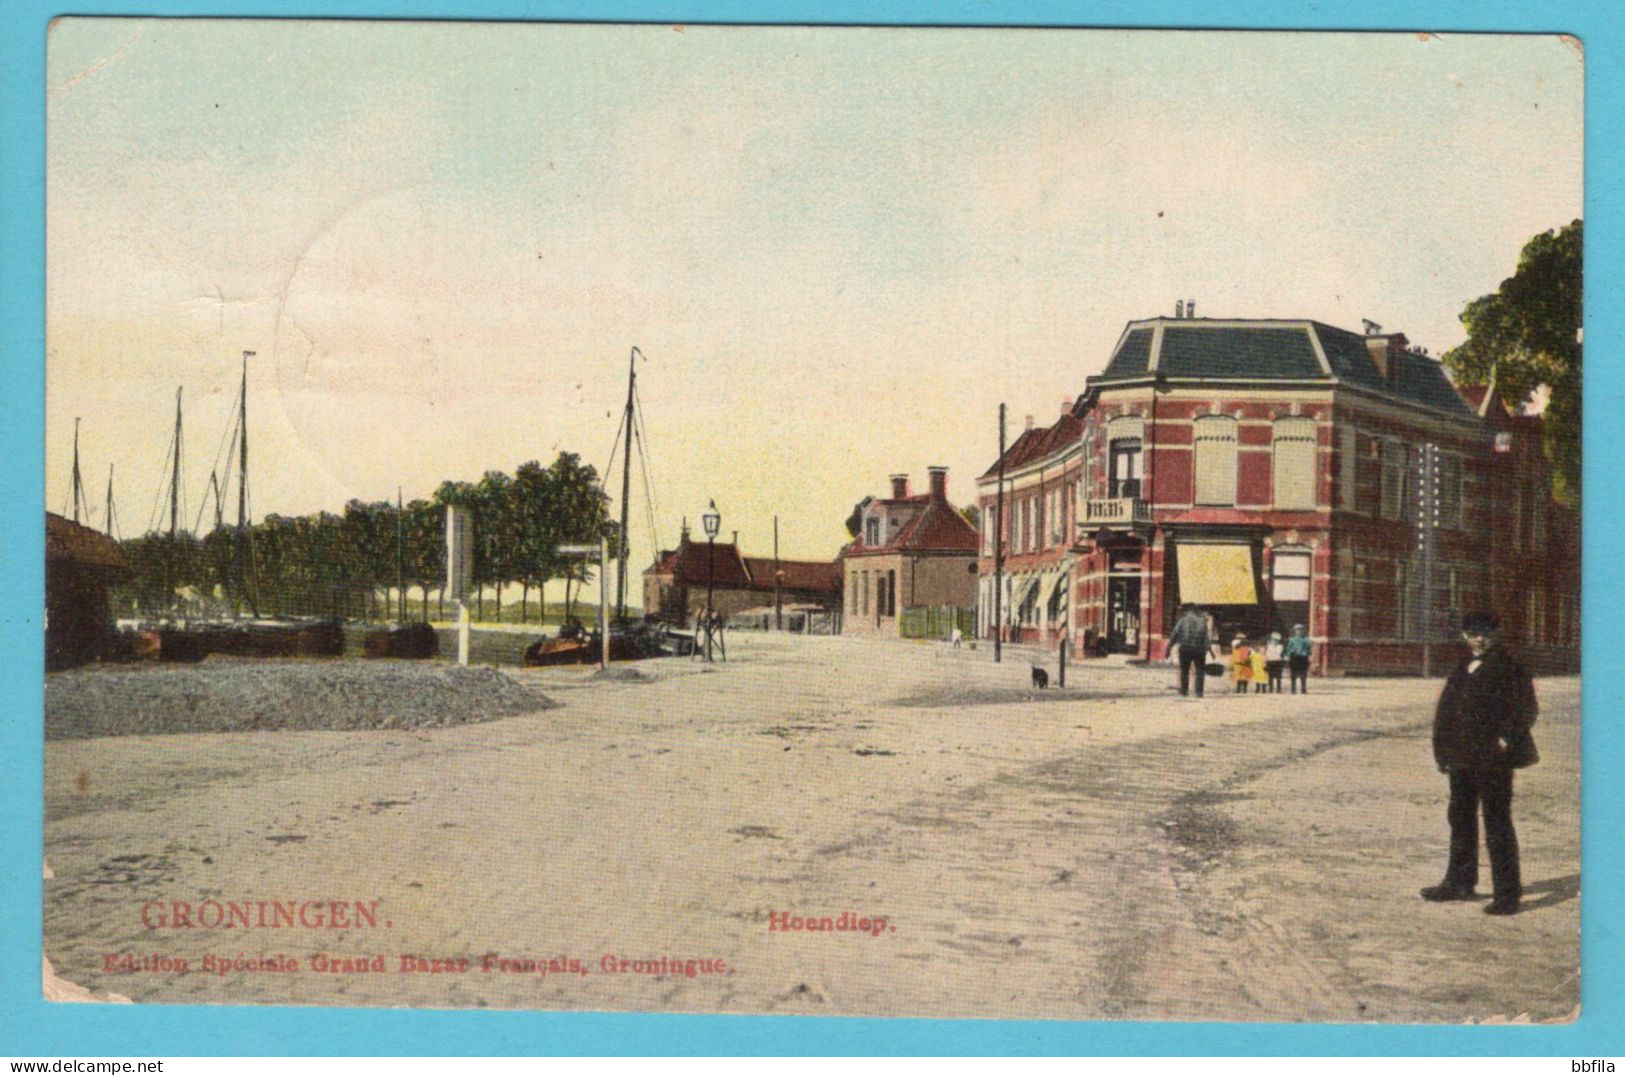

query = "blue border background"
[[3, 0, 1617, 1056]]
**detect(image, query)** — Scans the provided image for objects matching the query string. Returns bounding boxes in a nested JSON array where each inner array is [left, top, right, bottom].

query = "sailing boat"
[[154, 352, 341, 660], [523, 346, 688, 664]]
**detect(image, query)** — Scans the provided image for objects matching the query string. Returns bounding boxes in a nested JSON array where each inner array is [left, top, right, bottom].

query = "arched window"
[[1272, 417, 1317, 509], [1193, 415, 1238, 506]]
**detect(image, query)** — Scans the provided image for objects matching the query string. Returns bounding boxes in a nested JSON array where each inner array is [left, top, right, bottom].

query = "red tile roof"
[[646, 542, 841, 593], [743, 557, 843, 593], [892, 500, 979, 552], [980, 413, 1084, 479], [653, 541, 753, 587]]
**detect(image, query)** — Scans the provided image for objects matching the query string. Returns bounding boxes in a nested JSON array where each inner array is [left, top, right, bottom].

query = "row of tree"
[[115, 453, 621, 623]]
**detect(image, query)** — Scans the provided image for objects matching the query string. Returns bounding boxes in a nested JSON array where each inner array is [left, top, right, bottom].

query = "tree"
[[959, 504, 981, 530], [343, 499, 395, 621], [510, 460, 560, 623], [548, 452, 611, 619], [403, 499, 444, 621], [845, 496, 874, 539], [474, 470, 515, 621], [1442, 219, 1581, 506]]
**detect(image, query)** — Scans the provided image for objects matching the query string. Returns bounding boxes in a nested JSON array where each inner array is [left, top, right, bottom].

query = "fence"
[[899, 605, 976, 641]]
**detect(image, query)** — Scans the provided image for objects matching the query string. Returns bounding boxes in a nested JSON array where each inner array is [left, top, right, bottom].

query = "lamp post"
[[702, 502, 721, 661]]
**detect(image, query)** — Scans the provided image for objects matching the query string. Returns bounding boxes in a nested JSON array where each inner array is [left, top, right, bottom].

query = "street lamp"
[[701, 501, 721, 660]]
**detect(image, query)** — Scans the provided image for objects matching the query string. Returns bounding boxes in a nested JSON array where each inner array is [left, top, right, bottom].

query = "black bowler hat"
[[1461, 610, 1502, 634]]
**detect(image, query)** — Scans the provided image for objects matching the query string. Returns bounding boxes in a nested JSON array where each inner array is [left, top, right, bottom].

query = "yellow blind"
[[1179, 543, 1258, 605]]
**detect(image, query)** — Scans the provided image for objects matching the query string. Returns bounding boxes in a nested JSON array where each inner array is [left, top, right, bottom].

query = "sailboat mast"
[[209, 472, 223, 531], [615, 346, 637, 622], [165, 387, 182, 610], [238, 352, 251, 532], [70, 418, 85, 524], [235, 352, 254, 615], [170, 388, 182, 543], [396, 487, 405, 623]]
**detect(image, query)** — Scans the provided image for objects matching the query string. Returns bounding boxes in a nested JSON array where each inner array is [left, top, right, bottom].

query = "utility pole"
[[104, 464, 115, 539], [774, 515, 782, 630], [1418, 443, 1438, 677], [994, 403, 1006, 664]]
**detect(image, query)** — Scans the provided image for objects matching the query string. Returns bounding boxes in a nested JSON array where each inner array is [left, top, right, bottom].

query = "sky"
[[45, 20, 1583, 589]]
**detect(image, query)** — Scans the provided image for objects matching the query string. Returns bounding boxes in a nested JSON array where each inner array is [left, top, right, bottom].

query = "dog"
[[1031, 666, 1049, 690]]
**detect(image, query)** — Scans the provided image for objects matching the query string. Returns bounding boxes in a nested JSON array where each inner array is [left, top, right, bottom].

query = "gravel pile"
[[45, 659, 557, 740]]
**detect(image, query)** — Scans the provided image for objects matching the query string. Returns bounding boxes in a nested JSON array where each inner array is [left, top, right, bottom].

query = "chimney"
[[1175, 299, 1185, 319], [680, 518, 690, 546], [1024, 414, 1034, 432], [1062, 396, 1074, 414], [928, 466, 948, 503], [1364, 332, 1408, 386], [1186, 299, 1195, 318], [731, 530, 738, 547], [890, 473, 910, 499]]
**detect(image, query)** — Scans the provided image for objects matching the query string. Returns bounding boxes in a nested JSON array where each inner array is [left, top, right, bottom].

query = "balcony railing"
[[1082, 496, 1150, 526]]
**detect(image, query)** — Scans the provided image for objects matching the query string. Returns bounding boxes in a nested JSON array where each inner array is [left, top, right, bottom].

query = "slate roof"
[[1159, 325, 1322, 379], [1088, 318, 1474, 418], [1100, 328, 1153, 379], [985, 317, 1478, 479]]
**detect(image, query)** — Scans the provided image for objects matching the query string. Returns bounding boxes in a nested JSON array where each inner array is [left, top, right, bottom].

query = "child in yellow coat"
[[1249, 645, 1268, 693], [1230, 636, 1252, 693]]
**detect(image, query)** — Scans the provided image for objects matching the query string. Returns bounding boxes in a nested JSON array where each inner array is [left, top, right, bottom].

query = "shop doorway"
[[1107, 576, 1141, 653]]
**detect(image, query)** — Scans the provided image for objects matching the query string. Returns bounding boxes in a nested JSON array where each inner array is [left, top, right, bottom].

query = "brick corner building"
[[975, 312, 1579, 675]]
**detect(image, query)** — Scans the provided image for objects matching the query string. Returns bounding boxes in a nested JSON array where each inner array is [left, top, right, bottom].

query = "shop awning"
[[1178, 543, 1258, 605], [1047, 573, 1069, 615]]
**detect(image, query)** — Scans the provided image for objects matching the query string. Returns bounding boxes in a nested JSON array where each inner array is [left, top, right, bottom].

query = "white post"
[[598, 533, 610, 670], [446, 505, 474, 668], [457, 599, 470, 667]]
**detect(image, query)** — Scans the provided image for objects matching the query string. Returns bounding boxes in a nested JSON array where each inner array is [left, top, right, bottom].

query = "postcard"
[[41, 19, 1582, 1024]]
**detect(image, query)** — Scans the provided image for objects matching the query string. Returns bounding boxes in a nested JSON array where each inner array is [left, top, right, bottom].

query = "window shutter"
[[1272, 418, 1317, 509], [1194, 416, 1237, 506]]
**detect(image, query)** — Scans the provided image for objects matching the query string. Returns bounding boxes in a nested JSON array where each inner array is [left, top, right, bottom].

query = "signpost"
[[446, 506, 473, 667]]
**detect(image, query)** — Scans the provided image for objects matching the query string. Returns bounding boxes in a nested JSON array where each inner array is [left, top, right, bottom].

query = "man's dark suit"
[[1431, 645, 1539, 902]]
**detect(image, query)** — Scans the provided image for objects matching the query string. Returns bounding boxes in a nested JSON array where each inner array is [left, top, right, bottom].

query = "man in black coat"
[[1421, 610, 1539, 915], [1167, 603, 1211, 698]]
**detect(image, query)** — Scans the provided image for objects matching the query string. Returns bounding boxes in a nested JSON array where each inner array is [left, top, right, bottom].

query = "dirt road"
[[43, 634, 1579, 1022]]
